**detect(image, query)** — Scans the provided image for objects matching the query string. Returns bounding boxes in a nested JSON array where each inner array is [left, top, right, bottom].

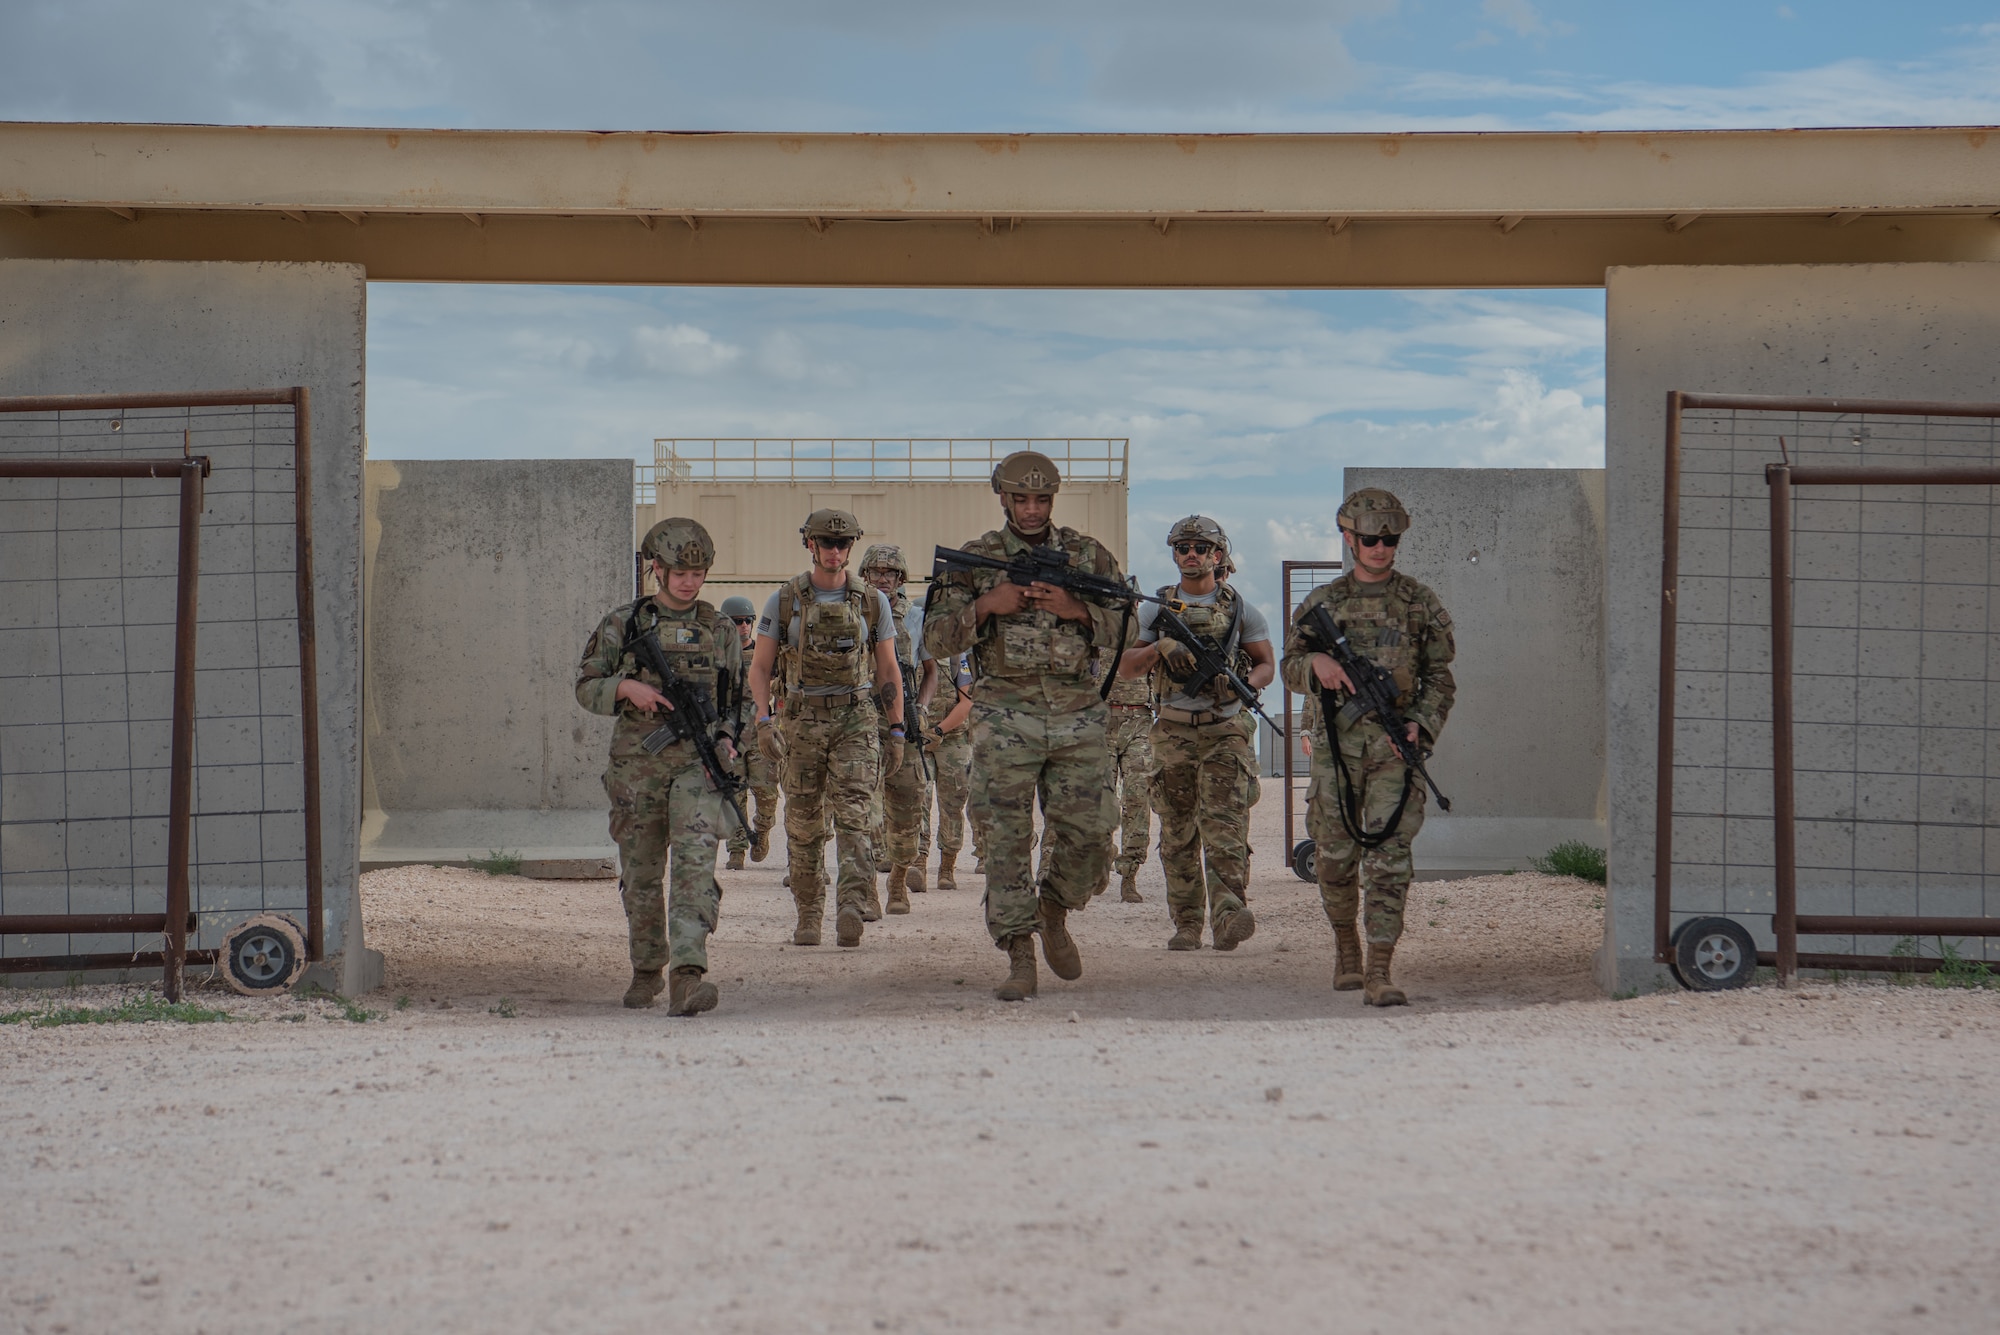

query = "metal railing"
[[637, 437, 1128, 498]]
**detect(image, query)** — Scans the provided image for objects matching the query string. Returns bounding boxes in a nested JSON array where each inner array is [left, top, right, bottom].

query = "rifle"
[[931, 544, 1282, 730], [625, 622, 753, 837], [1296, 604, 1451, 847]]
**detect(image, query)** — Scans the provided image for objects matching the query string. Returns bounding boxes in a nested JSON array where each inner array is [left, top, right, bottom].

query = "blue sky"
[[6, 0, 1997, 603]]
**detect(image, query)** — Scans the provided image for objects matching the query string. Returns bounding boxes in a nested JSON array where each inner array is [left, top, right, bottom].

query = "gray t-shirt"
[[757, 581, 895, 698], [1137, 587, 1270, 716]]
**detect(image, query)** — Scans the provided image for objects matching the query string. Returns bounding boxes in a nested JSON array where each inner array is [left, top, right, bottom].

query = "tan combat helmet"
[[991, 449, 1062, 496], [859, 543, 908, 578], [800, 508, 864, 543], [1166, 514, 1230, 553], [641, 516, 717, 570], [1337, 487, 1411, 535]]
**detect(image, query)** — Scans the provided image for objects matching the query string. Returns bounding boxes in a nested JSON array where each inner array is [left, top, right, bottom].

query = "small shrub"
[[1889, 935, 1921, 985], [470, 849, 523, 877], [395, 994, 412, 1011], [2, 994, 230, 1027], [489, 997, 519, 1018], [1531, 840, 1607, 884], [1931, 939, 1994, 990]]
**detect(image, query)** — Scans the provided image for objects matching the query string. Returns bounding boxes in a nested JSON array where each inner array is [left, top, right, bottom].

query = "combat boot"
[[1037, 901, 1083, 981], [1120, 871, 1143, 903], [906, 864, 927, 894], [937, 853, 958, 890], [1332, 923, 1365, 991], [1167, 913, 1203, 952], [667, 966, 719, 1016], [726, 848, 746, 871], [1362, 941, 1407, 1007], [1213, 903, 1256, 952], [973, 854, 986, 875], [995, 934, 1038, 1001], [750, 827, 771, 862], [837, 905, 865, 948], [887, 867, 912, 915], [792, 899, 822, 946], [622, 968, 665, 1009]]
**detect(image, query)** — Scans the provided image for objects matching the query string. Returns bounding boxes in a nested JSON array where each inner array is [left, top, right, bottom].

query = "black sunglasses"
[[730, 616, 754, 625], [1355, 532, 1400, 549], [815, 537, 856, 550], [1173, 541, 1217, 556]]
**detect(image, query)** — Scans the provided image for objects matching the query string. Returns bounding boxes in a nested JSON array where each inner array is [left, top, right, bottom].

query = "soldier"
[[1280, 488, 1455, 1006], [925, 450, 1132, 1001], [574, 518, 741, 1015], [1117, 516, 1275, 952], [720, 594, 780, 871], [1102, 645, 1154, 903], [859, 543, 936, 915], [918, 645, 977, 890], [747, 509, 905, 949]]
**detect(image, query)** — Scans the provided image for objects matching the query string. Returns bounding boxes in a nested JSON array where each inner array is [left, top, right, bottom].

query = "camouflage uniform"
[[926, 651, 976, 869], [1281, 571, 1455, 946], [1104, 667, 1155, 881], [872, 587, 929, 901], [575, 596, 742, 979], [925, 524, 1130, 950], [725, 682, 780, 860]]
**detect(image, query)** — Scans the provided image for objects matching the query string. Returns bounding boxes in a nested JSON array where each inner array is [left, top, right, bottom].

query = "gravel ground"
[[3, 801, 1995, 1333]]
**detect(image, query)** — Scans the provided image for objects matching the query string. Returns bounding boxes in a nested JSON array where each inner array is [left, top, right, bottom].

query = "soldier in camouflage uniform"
[[925, 450, 1133, 1001], [1280, 488, 1455, 1006], [859, 543, 935, 915], [1118, 516, 1276, 952], [1103, 651, 1154, 903], [919, 646, 977, 889], [747, 509, 905, 949], [574, 518, 742, 1015], [721, 594, 780, 871]]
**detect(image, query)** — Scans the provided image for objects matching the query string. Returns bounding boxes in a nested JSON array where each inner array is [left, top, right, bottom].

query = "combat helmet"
[[719, 595, 757, 620], [641, 517, 716, 570], [991, 449, 1062, 496], [1166, 515, 1229, 553], [1337, 488, 1411, 536], [859, 543, 909, 578], [800, 508, 863, 542]]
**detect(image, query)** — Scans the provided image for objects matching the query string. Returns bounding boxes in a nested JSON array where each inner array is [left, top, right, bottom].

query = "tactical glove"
[[1156, 636, 1197, 679], [885, 732, 907, 773], [758, 720, 786, 764]]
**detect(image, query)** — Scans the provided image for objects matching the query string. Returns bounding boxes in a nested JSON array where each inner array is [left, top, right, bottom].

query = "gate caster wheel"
[[1669, 916, 1757, 991], [218, 914, 307, 995], [1290, 839, 1317, 883]]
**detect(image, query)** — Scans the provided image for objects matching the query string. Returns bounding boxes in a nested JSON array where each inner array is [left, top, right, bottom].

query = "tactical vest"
[[890, 589, 916, 670], [1323, 576, 1428, 705], [1153, 582, 1242, 708], [972, 525, 1099, 682], [775, 572, 874, 692], [619, 597, 725, 705]]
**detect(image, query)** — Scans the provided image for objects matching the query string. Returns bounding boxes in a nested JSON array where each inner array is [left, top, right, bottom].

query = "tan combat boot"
[[726, 848, 746, 871], [1213, 902, 1256, 952], [1167, 910, 1203, 951], [667, 966, 719, 1016], [887, 867, 912, 915], [995, 934, 1038, 1001], [861, 874, 884, 922], [1037, 902, 1083, 980], [1362, 941, 1407, 1007], [792, 887, 823, 946], [750, 827, 771, 862], [936, 852, 957, 890], [906, 864, 927, 894], [622, 968, 665, 1008], [1332, 924, 1365, 991], [1120, 871, 1143, 903], [837, 905, 865, 948]]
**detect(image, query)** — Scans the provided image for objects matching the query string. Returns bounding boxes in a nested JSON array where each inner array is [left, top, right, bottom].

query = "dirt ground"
[[3, 800, 1996, 1334]]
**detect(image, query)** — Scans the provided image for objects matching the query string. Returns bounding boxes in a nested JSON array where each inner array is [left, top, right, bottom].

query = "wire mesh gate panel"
[[0, 390, 321, 990], [1656, 392, 2000, 981]]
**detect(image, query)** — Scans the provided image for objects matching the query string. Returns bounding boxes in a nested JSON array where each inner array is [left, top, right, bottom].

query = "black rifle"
[[625, 622, 753, 837], [1297, 604, 1450, 846], [931, 544, 1282, 730]]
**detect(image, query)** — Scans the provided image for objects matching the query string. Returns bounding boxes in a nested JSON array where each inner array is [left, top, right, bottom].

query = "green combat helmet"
[[1166, 514, 1230, 553], [991, 449, 1062, 496], [641, 516, 716, 569], [719, 595, 756, 620], [859, 543, 908, 578], [1336, 487, 1411, 535], [800, 508, 863, 542]]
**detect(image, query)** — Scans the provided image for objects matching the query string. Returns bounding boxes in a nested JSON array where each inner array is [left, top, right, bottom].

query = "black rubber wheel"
[[1670, 916, 1757, 991], [1290, 839, 1317, 882], [222, 916, 305, 993]]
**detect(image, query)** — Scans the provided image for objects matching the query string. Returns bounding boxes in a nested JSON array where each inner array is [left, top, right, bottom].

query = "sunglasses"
[[730, 616, 754, 626], [815, 537, 856, 550], [1354, 532, 1400, 549], [1173, 541, 1217, 556]]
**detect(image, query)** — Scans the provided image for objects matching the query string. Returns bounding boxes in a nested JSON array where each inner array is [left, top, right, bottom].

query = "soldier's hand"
[[758, 721, 786, 763], [1026, 581, 1090, 623], [975, 582, 1032, 619], [616, 677, 673, 714], [1155, 636, 1197, 679], [716, 734, 739, 765], [1310, 653, 1355, 694], [885, 731, 907, 772]]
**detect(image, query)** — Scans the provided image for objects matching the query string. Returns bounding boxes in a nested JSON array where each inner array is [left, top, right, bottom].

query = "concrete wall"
[[1341, 468, 1607, 875], [0, 259, 369, 990], [1604, 262, 2000, 993], [361, 459, 629, 871]]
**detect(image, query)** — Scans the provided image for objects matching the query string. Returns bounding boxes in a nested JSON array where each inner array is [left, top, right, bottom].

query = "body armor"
[[1154, 582, 1243, 708], [775, 572, 875, 693]]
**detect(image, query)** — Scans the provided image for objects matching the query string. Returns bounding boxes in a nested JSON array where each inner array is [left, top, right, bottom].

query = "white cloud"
[[631, 323, 743, 376]]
